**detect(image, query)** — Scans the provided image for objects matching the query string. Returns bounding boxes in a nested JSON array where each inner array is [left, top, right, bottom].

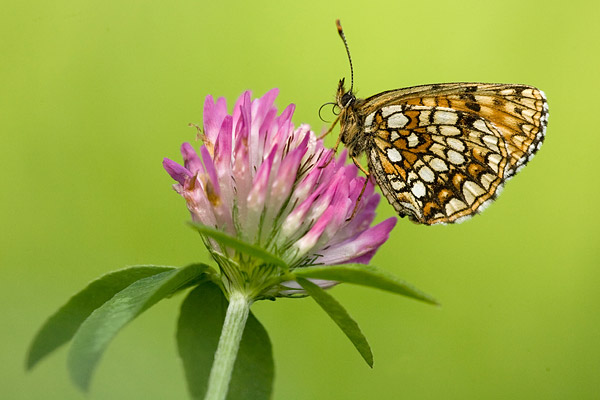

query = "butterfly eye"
[[341, 92, 355, 107]]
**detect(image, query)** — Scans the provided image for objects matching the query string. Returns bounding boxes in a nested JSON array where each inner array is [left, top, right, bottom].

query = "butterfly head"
[[336, 78, 356, 109], [335, 78, 367, 157]]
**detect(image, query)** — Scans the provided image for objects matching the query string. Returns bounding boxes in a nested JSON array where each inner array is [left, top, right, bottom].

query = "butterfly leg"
[[352, 156, 370, 175], [348, 156, 371, 220], [318, 114, 340, 140], [319, 117, 344, 169]]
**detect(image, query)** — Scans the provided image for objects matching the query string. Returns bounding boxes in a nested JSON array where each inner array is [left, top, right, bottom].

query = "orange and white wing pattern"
[[363, 84, 548, 225]]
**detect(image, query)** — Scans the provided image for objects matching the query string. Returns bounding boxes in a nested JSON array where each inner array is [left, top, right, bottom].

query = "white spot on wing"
[[399, 201, 418, 215], [439, 125, 461, 136], [513, 135, 527, 147], [407, 132, 419, 147], [463, 181, 485, 204], [521, 108, 536, 120], [482, 137, 500, 153], [445, 198, 467, 214], [430, 143, 445, 157], [480, 173, 496, 190], [387, 113, 409, 128], [429, 157, 448, 172], [418, 165, 435, 182], [473, 119, 493, 134], [447, 149, 465, 165], [433, 110, 458, 125], [482, 134, 498, 146], [487, 153, 502, 173], [521, 89, 535, 98], [381, 105, 403, 118], [447, 138, 465, 151], [391, 180, 406, 190], [387, 147, 402, 163], [419, 111, 430, 126], [364, 113, 375, 130], [462, 186, 476, 204], [411, 180, 427, 198]]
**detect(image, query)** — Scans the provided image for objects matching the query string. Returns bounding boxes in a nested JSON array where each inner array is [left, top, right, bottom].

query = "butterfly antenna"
[[336, 19, 354, 93]]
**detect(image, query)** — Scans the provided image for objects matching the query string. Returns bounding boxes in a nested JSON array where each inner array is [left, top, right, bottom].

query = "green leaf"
[[189, 222, 288, 270], [296, 277, 373, 367], [67, 263, 210, 391], [177, 282, 274, 400], [26, 265, 176, 370], [294, 264, 439, 305]]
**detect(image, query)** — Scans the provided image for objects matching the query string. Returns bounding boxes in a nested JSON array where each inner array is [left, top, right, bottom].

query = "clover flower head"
[[164, 89, 396, 299]]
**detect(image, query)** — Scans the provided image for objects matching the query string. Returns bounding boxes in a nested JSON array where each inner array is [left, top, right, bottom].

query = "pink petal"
[[245, 146, 277, 240], [247, 145, 277, 213], [294, 205, 337, 257], [203, 95, 228, 144], [316, 217, 397, 265], [253, 88, 280, 154], [181, 176, 218, 228], [180, 142, 204, 175], [269, 143, 307, 209], [213, 116, 234, 213], [163, 158, 190, 185], [200, 146, 220, 197]]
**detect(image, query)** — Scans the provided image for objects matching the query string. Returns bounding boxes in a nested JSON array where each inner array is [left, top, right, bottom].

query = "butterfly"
[[329, 20, 548, 225]]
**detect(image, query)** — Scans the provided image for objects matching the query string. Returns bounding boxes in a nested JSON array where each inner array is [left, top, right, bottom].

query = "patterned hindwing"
[[361, 83, 548, 177], [367, 104, 509, 225]]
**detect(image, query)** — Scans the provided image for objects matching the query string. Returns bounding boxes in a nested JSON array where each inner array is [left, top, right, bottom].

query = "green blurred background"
[[2, 0, 599, 398]]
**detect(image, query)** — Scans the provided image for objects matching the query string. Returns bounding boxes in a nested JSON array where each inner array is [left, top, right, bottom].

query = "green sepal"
[[177, 282, 274, 400], [296, 277, 373, 367], [294, 263, 439, 305], [26, 265, 176, 370], [67, 263, 211, 391], [189, 222, 288, 270]]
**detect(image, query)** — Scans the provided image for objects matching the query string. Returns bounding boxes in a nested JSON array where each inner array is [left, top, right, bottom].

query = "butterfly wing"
[[367, 104, 513, 225], [361, 83, 548, 176]]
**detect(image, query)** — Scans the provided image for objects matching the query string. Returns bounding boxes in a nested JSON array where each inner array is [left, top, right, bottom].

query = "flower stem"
[[204, 291, 251, 400]]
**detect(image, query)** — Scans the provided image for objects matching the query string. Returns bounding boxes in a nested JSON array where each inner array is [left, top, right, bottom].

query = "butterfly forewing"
[[341, 83, 548, 225]]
